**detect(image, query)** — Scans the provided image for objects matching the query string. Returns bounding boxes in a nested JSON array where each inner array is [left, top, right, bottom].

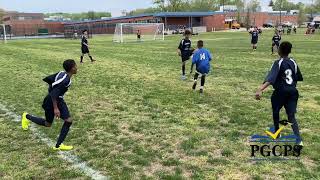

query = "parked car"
[[263, 23, 274, 28], [282, 21, 293, 27]]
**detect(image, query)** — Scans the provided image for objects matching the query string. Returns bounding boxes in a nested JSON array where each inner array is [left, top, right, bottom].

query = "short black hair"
[[197, 40, 204, 48], [63, 59, 76, 72], [279, 41, 292, 56], [184, 29, 192, 35], [82, 29, 88, 33]]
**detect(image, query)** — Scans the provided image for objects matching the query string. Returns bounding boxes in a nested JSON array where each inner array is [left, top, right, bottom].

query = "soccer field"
[[0, 30, 319, 179]]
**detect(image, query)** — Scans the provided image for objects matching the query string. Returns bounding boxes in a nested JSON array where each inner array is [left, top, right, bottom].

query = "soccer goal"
[[0, 24, 7, 43], [113, 23, 164, 43]]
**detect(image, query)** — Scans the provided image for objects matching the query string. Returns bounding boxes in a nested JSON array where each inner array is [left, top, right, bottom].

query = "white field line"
[[0, 103, 108, 180]]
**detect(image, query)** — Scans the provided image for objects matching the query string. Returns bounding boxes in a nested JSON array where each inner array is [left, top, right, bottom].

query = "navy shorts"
[[251, 39, 258, 44], [42, 96, 70, 123], [271, 89, 299, 115], [272, 42, 280, 47], [81, 46, 89, 54], [181, 50, 193, 62]]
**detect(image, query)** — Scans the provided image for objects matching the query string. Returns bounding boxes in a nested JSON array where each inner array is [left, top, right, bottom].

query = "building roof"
[[153, 12, 222, 17], [64, 12, 223, 25]]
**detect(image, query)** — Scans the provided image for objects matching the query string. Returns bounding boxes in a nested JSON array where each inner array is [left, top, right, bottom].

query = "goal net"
[[0, 24, 7, 43], [113, 23, 164, 43]]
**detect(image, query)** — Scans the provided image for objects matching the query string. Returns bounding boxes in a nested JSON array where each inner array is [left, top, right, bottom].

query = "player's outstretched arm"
[[255, 82, 271, 100]]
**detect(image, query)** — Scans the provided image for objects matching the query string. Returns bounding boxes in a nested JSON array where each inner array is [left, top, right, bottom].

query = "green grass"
[[0, 29, 319, 179]]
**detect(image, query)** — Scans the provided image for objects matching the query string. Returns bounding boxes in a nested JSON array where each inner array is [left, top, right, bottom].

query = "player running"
[[21, 60, 77, 151], [249, 27, 260, 51], [255, 41, 304, 148], [177, 29, 195, 80], [80, 30, 96, 63], [190, 40, 212, 94], [271, 31, 281, 55]]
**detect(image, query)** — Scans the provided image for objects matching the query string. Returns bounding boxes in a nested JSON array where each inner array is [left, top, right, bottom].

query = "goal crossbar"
[[113, 23, 164, 43]]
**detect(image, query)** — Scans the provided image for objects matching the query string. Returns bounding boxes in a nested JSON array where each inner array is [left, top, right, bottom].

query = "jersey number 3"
[[285, 69, 293, 85]]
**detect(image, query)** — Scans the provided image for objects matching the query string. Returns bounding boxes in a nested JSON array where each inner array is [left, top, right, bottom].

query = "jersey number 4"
[[285, 69, 293, 85], [200, 53, 206, 60]]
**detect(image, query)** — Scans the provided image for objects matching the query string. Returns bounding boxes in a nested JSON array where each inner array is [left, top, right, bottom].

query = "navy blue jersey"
[[265, 58, 303, 91], [178, 39, 192, 54], [178, 39, 192, 51], [250, 30, 259, 40], [81, 35, 88, 47], [43, 71, 72, 99], [192, 48, 212, 74], [272, 34, 281, 44]]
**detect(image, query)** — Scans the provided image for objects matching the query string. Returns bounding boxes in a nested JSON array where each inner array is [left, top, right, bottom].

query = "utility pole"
[[311, 0, 314, 19], [222, 0, 225, 12], [279, 0, 282, 25]]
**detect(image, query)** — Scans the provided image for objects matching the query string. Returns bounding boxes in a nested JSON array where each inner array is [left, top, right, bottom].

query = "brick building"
[[2, 11, 298, 37], [2, 12, 64, 36], [64, 12, 298, 35]]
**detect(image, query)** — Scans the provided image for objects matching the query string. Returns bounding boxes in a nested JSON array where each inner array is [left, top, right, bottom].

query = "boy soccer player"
[[21, 60, 78, 151], [249, 27, 260, 51], [80, 30, 96, 63], [255, 42, 304, 148], [271, 31, 281, 55], [190, 40, 212, 94], [177, 29, 194, 80], [137, 30, 141, 41]]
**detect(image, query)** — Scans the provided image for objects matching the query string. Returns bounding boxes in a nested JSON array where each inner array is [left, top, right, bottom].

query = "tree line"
[[128, 0, 320, 17], [44, 11, 112, 21]]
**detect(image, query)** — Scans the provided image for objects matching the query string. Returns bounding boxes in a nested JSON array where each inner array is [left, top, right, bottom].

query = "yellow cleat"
[[21, 112, 30, 131], [53, 144, 74, 151]]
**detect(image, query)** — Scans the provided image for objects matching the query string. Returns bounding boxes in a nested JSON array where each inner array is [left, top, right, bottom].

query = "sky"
[[0, 0, 313, 17], [0, 0, 154, 17]]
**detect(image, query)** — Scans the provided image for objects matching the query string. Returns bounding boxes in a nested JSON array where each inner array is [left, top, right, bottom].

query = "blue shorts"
[[42, 96, 70, 123]]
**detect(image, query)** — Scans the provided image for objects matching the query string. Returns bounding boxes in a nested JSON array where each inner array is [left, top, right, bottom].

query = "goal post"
[[0, 24, 7, 43], [113, 23, 164, 43]]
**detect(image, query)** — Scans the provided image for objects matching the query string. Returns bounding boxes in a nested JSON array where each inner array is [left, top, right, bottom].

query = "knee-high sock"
[[182, 64, 186, 76], [89, 56, 93, 61], [80, 56, 83, 62], [194, 73, 199, 81], [26, 114, 46, 126], [272, 111, 280, 132], [288, 114, 302, 143], [56, 121, 72, 148], [200, 75, 206, 88]]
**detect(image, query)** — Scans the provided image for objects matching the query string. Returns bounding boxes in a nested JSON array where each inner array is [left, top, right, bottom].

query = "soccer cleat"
[[53, 144, 74, 151], [181, 75, 187, 80], [296, 141, 304, 146], [91, 59, 96, 63], [294, 141, 304, 154], [21, 112, 30, 131], [199, 89, 204, 94]]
